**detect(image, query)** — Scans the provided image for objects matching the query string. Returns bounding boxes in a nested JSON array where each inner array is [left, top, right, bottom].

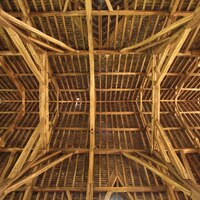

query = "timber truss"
[[0, 0, 200, 200]]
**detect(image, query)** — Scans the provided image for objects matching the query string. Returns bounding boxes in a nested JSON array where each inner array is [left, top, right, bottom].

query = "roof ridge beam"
[[85, 0, 96, 199]]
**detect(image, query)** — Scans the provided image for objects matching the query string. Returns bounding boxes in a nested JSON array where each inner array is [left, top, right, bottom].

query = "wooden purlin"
[[7, 10, 196, 18], [1, 50, 200, 57]]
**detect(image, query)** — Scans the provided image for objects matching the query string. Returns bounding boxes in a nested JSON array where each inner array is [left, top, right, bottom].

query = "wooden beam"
[[155, 121, 189, 179], [105, 0, 113, 11], [156, 28, 192, 85], [3, 153, 74, 195], [8, 10, 195, 18], [15, 185, 167, 192], [8, 120, 44, 179], [2, 27, 44, 83], [120, 13, 194, 52], [103, 172, 118, 200], [1, 49, 200, 57], [85, 0, 95, 199], [39, 52, 50, 150], [63, 0, 70, 12], [123, 153, 191, 196], [0, 9, 76, 52]]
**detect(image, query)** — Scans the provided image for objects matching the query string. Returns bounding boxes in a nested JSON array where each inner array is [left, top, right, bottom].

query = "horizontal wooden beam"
[[0, 147, 198, 154], [28, 186, 167, 192], [8, 10, 193, 18], [1, 50, 200, 57]]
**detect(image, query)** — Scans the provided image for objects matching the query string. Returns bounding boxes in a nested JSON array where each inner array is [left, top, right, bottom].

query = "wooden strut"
[[0, 153, 74, 197], [122, 153, 200, 200], [145, 5, 200, 183], [0, 8, 76, 52], [0, 5, 60, 199], [120, 10, 195, 52]]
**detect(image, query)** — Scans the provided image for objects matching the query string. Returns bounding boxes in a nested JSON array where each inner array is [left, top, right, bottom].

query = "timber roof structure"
[[0, 0, 200, 200]]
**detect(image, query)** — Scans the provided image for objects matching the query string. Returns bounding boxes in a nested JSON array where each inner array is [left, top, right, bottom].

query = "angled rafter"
[[105, 0, 113, 11], [120, 7, 200, 52], [156, 121, 188, 179], [2, 27, 43, 83], [1, 153, 74, 197], [156, 28, 192, 85], [8, 119, 44, 179], [123, 153, 190, 194], [102, 1, 135, 47], [0, 8, 76, 52]]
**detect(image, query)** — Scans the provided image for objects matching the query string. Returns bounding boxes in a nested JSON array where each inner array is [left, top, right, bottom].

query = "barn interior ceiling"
[[0, 0, 199, 200]]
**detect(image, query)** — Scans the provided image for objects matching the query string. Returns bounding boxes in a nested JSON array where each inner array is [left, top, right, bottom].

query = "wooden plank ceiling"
[[0, 0, 200, 200]]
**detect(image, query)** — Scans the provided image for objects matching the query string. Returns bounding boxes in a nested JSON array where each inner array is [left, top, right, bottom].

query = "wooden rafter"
[[123, 153, 190, 194], [0, 8, 76, 52], [121, 6, 199, 54], [2, 27, 43, 83], [1, 153, 74, 197], [105, 0, 113, 11]]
